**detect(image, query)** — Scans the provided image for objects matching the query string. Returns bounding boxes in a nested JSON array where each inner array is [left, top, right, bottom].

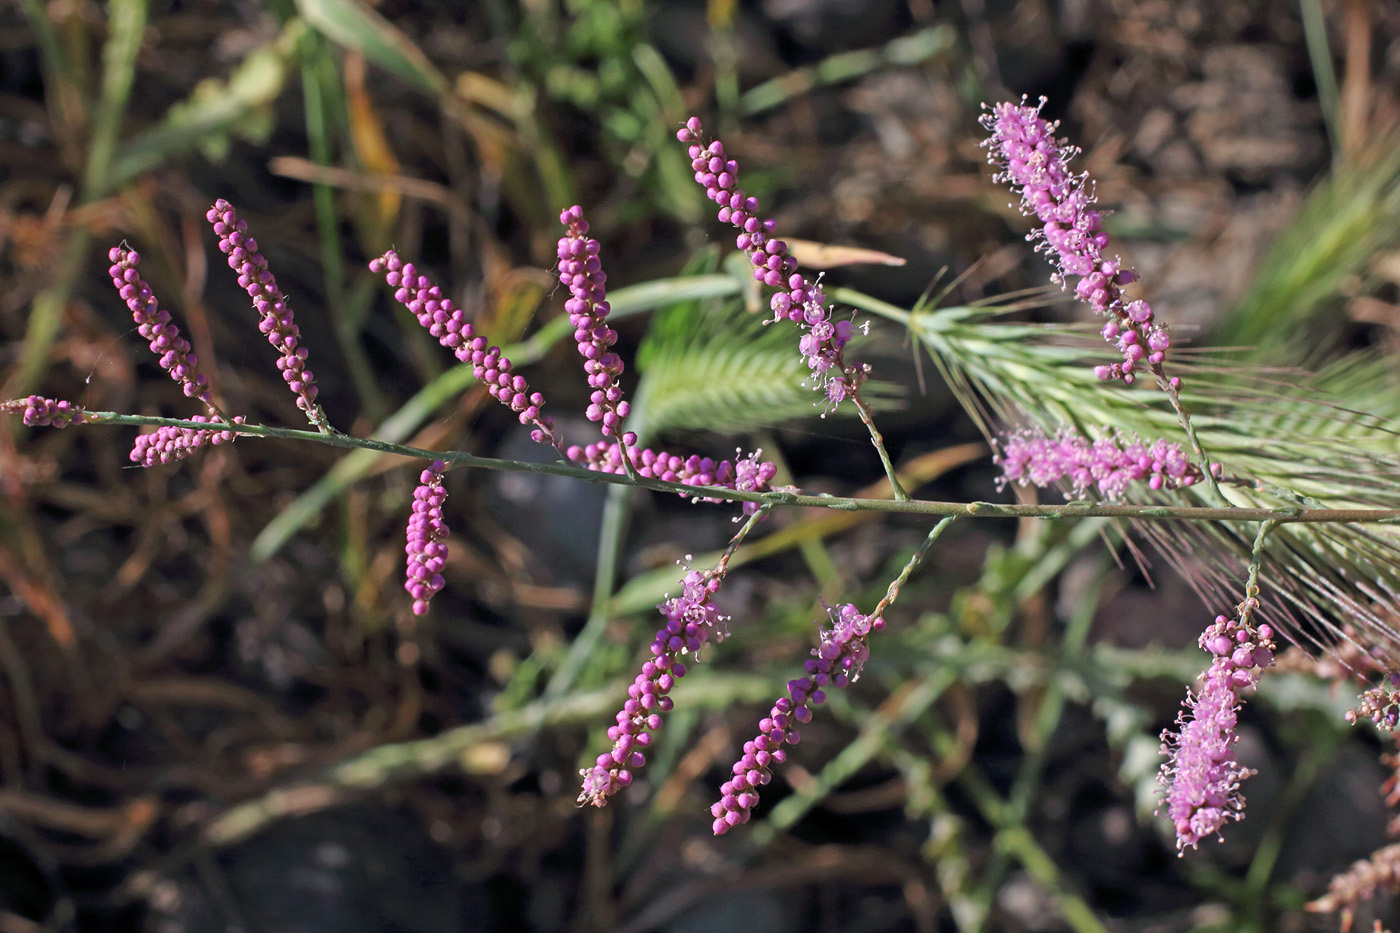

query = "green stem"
[[853, 390, 909, 500], [1156, 368, 1223, 502], [38, 411, 1400, 526], [871, 516, 958, 618]]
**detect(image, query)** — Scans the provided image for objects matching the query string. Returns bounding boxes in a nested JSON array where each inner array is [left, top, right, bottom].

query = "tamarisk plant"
[[10, 101, 1400, 865]]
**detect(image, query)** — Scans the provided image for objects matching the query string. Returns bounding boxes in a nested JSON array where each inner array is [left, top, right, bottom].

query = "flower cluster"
[[982, 98, 1175, 388], [369, 251, 557, 447], [997, 426, 1202, 500], [404, 461, 450, 616], [676, 117, 863, 409], [565, 442, 778, 515], [579, 565, 727, 807], [712, 603, 880, 834], [1158, 605, 1276, 852], [14, 396, 84, 428], [557, 206, 632, 445], [130, 416, 242, 467], [1346, 673, 1400, 730], [108, 247, 214, 407], [207, 200, 324, 427]]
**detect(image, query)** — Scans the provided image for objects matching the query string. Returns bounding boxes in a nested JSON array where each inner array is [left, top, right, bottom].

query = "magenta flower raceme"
[[207, 200, 325, 427], [982, 98, 1175, 388], [1158, 604, 1276, 852], [712, 603, 881, 834], [108, 247, 214, 407], [130, 416, 243, 467], [404, 460, 450, 616], [676, 117, 864, 410], [579, 564, 728, 806], [565, 441, 778, 516], [997, 426, 1204, 500], [369, 251, 557, 448], [556, 206, 633, 446], [11, 396, 84, 428]]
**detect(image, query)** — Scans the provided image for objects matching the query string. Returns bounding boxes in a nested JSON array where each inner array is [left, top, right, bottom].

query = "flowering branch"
[[14, 407, 1400, 526]]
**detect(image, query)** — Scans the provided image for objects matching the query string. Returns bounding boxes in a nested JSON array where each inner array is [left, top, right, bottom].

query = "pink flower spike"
[[404, 460, 451, 616], [997, 426, 1202, 501], [14, 396, 85, 429], [712, 603, 875, 833], [107, 247, 214, 408], [565, 442, 778, 516], [1158, 609, 1276, 852], [206, 200, 326, 429], [678, 117, 868, 410], [579, 562, 728, 807], [556, 206, 631, 443], [130, 416, 243, 467], [370, 251, 558, 450], [981, 99, 1174, 386]]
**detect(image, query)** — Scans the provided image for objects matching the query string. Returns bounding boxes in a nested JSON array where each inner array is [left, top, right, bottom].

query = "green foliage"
[[507, 0, 698, 221], [295, 0, 448, 95], [1212, 137, 1400, 353], [109, 20, 310, 186]]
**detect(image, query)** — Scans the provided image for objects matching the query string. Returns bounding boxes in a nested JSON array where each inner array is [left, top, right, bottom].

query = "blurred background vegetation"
[[2, 0, 1400, 930]]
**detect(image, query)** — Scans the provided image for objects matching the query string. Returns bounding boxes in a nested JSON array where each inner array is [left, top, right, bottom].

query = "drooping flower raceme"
[[997, 426, 1203, 500], [1158, 605, 1275, 851], [369, 251, 558, 448], [108, 247, 214, 408], [982, 99, 1174, 388], [712, 603, 880, 834], [207, 200, 326, 428], [676, 117, 863, 410], [579, 564, 728, 806], [557, 206, 633, 447], [404, 460, 450, 616]]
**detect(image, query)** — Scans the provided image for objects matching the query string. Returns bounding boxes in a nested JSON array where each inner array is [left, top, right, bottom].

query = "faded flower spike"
[[557, 206, 633, 446], [981, 99, 1175, 389], [130, 416, 242, 467], [207, 200, 326, 429], [108, 247, 214, 407], [1158, 606, 1276, 852], [579, 565, 727, 807], [370, 251, 557, 448], [713, 603, 880, 834], [676, 117, 865, 409], [404, 461, 450, 616], [997, 426, 1203, 500]]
